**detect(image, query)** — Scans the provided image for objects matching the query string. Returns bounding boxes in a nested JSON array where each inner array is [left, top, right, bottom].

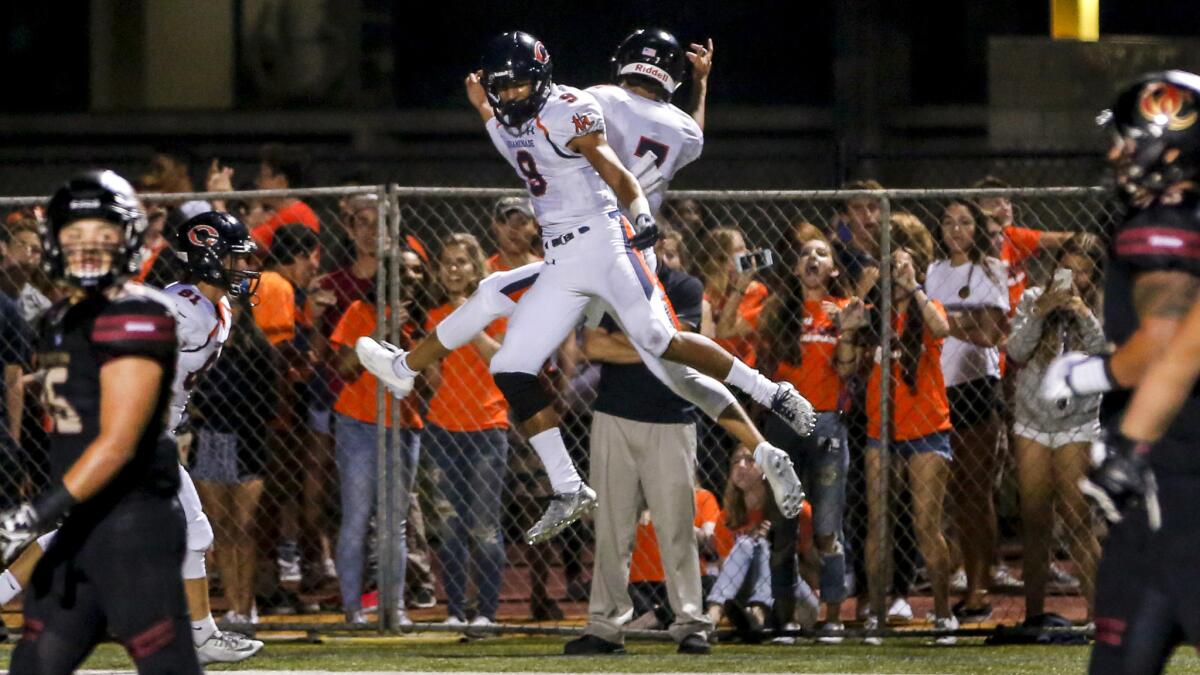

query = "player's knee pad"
[[492, 372, 553, 423], [186, 511, 214, 555], [436, 284, 514, 351], [626, 319, 676, 358], [676, 370, 736, 422], [181, 547, 207, 581]]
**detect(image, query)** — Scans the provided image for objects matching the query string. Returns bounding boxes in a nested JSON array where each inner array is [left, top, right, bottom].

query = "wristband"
[[630, 195, 652, 220], [32, 481, 78, 531]]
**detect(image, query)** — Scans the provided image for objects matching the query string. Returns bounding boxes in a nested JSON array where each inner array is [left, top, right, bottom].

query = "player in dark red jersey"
[[0, 171, 200, 674], [1037, 71, 1200, 674]]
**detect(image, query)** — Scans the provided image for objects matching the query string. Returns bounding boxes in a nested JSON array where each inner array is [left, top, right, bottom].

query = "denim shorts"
[[867, 431, 952, 461]]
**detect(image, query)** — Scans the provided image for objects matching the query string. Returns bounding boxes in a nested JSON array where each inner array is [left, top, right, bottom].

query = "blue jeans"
[[334, 414, 420, 613], [424, 425, 509, 620], [765, 411, 850, 604], [707, 535, 774, 608]]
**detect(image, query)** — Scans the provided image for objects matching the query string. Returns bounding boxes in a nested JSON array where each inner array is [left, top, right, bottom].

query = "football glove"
[[1079, 432, 1160, 531], [1040, 352, 1114, 402], [630, 213, 659, 250], [0, 503, 38, 566], [0, 482, 78, 565]]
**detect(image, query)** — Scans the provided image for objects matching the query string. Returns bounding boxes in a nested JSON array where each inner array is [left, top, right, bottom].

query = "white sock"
[[725, 360, 779, 407], [753, 441, 776, 468], [529, 427, 582, 494], [393, 353, 418, 378], [0, 569, 22, 605], [192, 614, 219, 646]]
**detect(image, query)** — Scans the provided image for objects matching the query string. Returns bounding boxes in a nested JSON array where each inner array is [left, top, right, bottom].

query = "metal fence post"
[[385, 183, 407, 632], [869, 194, 894, 625], [374, 184, 394, 633]]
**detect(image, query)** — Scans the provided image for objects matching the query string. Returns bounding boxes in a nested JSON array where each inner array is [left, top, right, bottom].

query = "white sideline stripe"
[[79, 667, 936, 672]]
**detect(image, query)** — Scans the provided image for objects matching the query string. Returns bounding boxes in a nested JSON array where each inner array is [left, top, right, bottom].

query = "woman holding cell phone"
[[1006, 234, 1104, 626], [695, 227, 771, 368]]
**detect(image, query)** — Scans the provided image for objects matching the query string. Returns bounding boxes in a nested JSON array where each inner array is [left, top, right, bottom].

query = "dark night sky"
[[1, 1, 1198, 113]]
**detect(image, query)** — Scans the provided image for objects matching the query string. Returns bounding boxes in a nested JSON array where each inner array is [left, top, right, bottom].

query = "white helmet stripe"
[[618, 62, 679, 93]]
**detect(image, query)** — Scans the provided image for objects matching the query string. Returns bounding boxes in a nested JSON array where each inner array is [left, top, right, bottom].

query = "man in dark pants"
[[564, 252, 713, 655], [1037, 71, 1200, 675], [0, 171, 199, 674]]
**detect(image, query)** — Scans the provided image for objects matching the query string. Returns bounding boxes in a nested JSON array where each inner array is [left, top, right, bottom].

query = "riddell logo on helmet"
[[632, 63, 669, 84], [188, 224, 220, 247], [1138, 82, 1198, 131], [70, 199, 101, 210]]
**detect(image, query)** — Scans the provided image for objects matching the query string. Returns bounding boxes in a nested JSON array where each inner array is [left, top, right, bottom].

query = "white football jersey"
[[486, 84, 618, 233], [587, 84, 704, 215], [163, 282, 232, 432]]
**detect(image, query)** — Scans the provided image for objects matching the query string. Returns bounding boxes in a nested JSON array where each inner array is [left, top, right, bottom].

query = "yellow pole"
[[1051, 0, 1100, 41]]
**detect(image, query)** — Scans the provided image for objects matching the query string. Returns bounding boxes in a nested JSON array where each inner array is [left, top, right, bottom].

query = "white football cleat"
[[355, 337, 415, 399], [754, 443, 805, 519], [526, 485, 597, 544], [196, 630, 264, 665], [769, 382, 818, 437]]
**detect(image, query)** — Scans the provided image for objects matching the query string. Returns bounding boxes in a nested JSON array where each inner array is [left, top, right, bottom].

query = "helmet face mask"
[[482, 32, 553, 130], [175, 211, 261, 300], [1102, 70, 1200, 204], [43, 170, 147, 291], [58, 219, 125, 289]]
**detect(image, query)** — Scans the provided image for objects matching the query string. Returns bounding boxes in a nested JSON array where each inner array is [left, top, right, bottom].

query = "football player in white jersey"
[[358, 31, 816, 545], [0, 211, 264, 665]]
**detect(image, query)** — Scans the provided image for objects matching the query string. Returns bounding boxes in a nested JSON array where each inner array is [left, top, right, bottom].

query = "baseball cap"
[[494, 196, 533, 220]]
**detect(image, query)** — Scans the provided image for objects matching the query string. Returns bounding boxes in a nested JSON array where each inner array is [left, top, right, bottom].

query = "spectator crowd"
[[0, 146, 1110, 644]]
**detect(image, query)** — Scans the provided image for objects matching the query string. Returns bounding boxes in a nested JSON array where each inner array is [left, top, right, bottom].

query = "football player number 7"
[[516, 151, 547, 197]]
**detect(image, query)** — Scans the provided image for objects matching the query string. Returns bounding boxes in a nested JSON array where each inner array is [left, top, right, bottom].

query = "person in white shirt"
[[924, 200, 1010, 623]]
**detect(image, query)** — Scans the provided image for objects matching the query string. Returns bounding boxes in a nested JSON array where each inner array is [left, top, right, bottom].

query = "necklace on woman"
[[957, 262, 975, 300]]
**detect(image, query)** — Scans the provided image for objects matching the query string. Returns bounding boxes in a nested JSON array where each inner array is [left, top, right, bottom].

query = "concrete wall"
[[989, 35, 1200, 150]]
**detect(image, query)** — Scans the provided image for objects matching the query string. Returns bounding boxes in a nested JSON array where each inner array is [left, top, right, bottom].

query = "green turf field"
[[3, 636, 1200, 673]]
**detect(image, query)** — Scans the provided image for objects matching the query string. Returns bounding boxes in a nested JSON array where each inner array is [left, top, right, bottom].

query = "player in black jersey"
[[1038, 70, 1200, 674], [0, 170, 200, 674]]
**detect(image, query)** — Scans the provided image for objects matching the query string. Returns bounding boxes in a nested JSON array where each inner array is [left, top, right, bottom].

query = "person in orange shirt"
[[251, 144, 320, 251], [695, 227, 768, 368], [848, 216, 958, 644], [486, 196, 542, 273], [760, 234, 857, 640], [974, 176, 1073, 313], [249, 224, 333, 597], [421, 233, 510, 631], [626, 486, 723, 629], [704, 448, 779, 639], [329, 276, 424, 626]]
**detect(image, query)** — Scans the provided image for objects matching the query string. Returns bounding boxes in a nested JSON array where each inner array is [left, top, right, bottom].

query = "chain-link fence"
[[0, 184, 1118, 642]]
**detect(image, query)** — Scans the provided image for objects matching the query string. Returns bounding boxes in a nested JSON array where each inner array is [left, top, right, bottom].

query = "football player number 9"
[[516, 151, 547, 196], [43, 366, 83, 434]]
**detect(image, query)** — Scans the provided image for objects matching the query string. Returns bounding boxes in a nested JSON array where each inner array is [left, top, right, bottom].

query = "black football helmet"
[[174, 211, 260, 299], [43, 169, 148, 290], [612, 28, 688, 98], [482, 31, 553, 130], [1100, 70, 1200, 200]]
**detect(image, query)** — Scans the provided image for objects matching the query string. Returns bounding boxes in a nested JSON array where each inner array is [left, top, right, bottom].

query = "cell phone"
[[734, 248, 775, 273], [1052, 268, 1073, 292]]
